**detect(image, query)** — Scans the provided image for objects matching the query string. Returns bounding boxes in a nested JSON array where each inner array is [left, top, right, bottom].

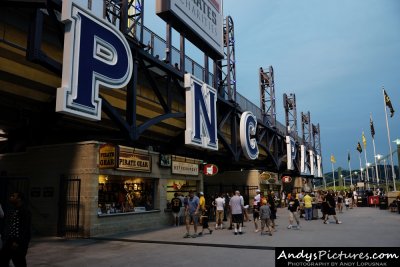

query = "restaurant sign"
[[117, 146, 151, 172], [172, 161, 199, 176]]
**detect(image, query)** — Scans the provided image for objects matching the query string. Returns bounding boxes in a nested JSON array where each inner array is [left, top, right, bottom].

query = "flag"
[[347, 152, 350, 162], [330, 154, 336, 163], [362, 132, 367, 148], [370, 116, 375, 138], [356, 142, 362, 153], [384, 89, 395, 117]]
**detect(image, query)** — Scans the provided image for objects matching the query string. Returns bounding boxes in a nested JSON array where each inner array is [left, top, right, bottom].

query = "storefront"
[[0, 141, 204, 237]]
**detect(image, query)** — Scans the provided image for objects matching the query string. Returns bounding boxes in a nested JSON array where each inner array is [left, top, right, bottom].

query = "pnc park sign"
[[56, 1, 259, 160]]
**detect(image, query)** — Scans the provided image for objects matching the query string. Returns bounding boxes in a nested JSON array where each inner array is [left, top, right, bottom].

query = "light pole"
[[366, 163, 372, 190], [383, 159, 388, 193], [376, 154, 382, 189]]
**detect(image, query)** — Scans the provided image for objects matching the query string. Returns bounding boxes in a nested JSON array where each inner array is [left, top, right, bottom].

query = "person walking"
[[337, 191, 344, 213], [198, 206, 213, 236], [259, 200, 273, 236], [0, 192, 32, 267], [324, 190, 342, 224], [253, 189, 261, 232], [183, 190, 200, 238], [229, 191, 244, 235], [267, 191, 277, 230], [198, 192, 206, 224], [214, 193, 225, 229], [303, 192, 313, 221], [287, 194, 300, 229]]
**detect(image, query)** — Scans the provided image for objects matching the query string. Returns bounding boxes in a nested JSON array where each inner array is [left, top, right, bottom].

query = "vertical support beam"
[[165, 23, 172, 63], [283, 93, 297, 138], [126, 55, 139, 138], [204, 54, 209, 84], [180, 33, 185, 73], [218, 16, 236, 101], [260, 66, 276, 127]]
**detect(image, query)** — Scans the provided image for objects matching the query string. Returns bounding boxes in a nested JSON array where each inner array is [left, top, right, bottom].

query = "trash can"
[[357, 196, 367, 207], [379, 197, 388, 210]]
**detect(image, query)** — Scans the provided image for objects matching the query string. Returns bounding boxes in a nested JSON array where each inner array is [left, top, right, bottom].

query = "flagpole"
[[371, 137, 379, 187], [383, 87, 397, 191], [331, 162, 336, 192]]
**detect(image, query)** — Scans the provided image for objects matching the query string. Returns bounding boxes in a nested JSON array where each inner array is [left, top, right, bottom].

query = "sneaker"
[[254, 229, 259, 233], [209, 230, 213, 235], [296, 225, 301, 229], [183, 233, 191, 238], [269, 232, 273, 236], [198, 232, 203, 236], [191, 234, 197, 238], [287, 225, 292, 229], [323, 221, 328, 224], [239, 231, 243, 235], [234, 232, 238, 235], [336, 221, 342, 224]]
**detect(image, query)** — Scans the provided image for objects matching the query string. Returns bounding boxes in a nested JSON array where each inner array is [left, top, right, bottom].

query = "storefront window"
[[98, 175, 155, 215]]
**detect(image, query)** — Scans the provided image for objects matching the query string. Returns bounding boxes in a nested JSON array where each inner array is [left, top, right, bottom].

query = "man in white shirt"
[[214, 193, 225, 229], [229, 191, 244, 235]]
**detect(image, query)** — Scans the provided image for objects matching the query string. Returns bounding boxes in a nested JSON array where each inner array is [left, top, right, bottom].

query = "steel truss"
[[260, 66, 276, 127], [283, 93, 298, 138]]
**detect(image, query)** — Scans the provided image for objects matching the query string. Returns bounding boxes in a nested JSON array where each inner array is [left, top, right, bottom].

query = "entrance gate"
[[57, 177, 82, 238]]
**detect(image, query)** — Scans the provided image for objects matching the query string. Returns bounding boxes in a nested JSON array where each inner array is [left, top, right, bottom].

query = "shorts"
[[186, 212, 198, 225], [261, 218, 272, 229], [232, 213, 244, 224], [253, 207, 260, 220], [327, 207, 336, 215]]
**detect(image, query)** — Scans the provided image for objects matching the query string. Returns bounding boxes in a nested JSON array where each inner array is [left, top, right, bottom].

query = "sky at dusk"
[[144, 0, 400, 174]]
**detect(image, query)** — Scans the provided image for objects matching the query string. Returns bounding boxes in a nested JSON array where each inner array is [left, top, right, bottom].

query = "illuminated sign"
[[240, 111, 259, 160], [316, 154, 322, 177], [117, 146, 151, 172], [282, 176, 292, 183], [156, 0, 224, 57], [286, 136, 297, 170], [203, 164, 218, 176], [99, 144, 116, 168], [57, 1, 132, 120], [185, 73, 218, 150], [309, 150, 315, 176], [300, 145, 310, 175]]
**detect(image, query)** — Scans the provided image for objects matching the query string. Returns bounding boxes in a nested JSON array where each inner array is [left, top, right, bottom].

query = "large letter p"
[[57, 2, 132, 121]]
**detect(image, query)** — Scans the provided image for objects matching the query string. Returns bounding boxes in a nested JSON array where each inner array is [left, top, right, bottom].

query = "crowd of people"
[[172, 188, 360, 238]]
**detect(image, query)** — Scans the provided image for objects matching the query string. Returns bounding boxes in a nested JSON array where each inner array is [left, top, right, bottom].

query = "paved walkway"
[[27, 206, 400, 267]]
